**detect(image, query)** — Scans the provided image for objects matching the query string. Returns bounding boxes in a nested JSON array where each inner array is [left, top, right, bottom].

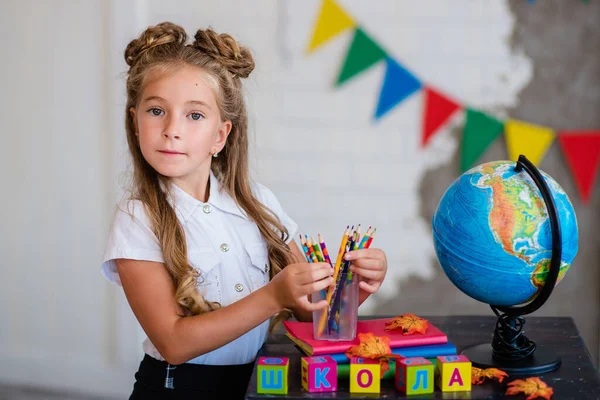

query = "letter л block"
[[301, 355, 337, 392], [395, 357, 434, 395], [436, 355, 471, 392], [349, 357, 380, 393], [257, 357, 289, 394]]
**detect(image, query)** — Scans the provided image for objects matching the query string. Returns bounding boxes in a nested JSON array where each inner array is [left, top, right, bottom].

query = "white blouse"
[[101, 171, 298, 365]]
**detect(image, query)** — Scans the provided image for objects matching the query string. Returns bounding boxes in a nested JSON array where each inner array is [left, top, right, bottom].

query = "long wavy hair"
[[123, 22, 294, 326]]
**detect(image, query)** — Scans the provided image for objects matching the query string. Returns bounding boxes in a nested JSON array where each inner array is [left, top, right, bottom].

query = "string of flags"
[[305, 0, 600, 205]]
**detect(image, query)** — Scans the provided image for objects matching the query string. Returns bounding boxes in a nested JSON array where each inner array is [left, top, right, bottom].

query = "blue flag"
[[375, 57, 422, 119]]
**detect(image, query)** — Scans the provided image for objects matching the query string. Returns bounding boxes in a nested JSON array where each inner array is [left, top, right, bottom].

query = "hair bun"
[[124, 22, 188, 67], [192, 28, 255, 78]]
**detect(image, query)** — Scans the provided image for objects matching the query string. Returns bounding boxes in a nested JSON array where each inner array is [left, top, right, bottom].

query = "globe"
[[432, 160, 578, 307]]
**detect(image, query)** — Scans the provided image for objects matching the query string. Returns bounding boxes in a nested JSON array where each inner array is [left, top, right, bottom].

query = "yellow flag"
[[505, 119, 556, 166], [306, 0, 356, 53]]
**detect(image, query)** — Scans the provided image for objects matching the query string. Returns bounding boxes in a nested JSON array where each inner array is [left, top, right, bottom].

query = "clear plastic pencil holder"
[[312, 272, 359, 341]]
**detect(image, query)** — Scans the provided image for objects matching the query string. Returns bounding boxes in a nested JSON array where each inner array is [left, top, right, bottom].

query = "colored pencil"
[[300, 234, 312, 262], [305, 236, 319, 263], [311, 236, 324, 262], [318, 234, 332, 266], [358, 226, 372, 249]]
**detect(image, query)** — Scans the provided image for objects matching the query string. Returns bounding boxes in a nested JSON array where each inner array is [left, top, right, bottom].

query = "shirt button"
[[202, 204, 212, 214], [220, 243, 229, 252], [264, 264, 269, 273], [235, 283, 244, 292]]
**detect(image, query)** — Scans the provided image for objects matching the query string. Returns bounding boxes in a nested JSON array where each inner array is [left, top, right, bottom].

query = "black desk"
[[245, 316, 600, 399]]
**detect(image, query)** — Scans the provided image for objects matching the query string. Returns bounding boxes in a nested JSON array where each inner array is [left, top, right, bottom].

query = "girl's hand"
[[344, 248, 387, 295], [267, 262, 334, 312]]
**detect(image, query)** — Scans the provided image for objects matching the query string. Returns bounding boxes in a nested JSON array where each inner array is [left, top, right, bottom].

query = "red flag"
[[558, 131, 600, 204], [422, 86, 461, 147]]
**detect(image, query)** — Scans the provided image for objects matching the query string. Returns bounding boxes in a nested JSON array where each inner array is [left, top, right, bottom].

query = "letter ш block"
[[257, 357, 289, 394], [395, 357, 434, 395], [436, 355, 471, 392], [349, 357, 380, 393], [301, 355, 337, 392]]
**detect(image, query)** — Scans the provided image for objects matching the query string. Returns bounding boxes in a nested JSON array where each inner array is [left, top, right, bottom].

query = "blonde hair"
[[123, 22, 294, 326]]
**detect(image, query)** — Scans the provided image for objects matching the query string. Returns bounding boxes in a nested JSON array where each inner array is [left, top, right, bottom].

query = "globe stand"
[[461, 155, 563, 376]]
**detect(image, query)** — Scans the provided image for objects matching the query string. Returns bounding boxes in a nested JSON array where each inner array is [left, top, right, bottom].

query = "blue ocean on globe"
[[432, 160, 578, 306]]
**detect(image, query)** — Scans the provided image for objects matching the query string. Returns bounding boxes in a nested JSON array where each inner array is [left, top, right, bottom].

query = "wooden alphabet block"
[[301, 355, 337, 392], [435, 355, 472, 392], [349, 357, 380, 393], [395, 357, 434, 395], [257, 357, 289, 394]]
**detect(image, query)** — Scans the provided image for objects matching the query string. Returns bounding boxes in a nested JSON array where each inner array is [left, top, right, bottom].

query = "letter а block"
[[395, 357, 434, 395], [349, 357, 380, 393], [257, 357, 289, 394], [435, 355, 471, 392], [301, 356, 337, 392]]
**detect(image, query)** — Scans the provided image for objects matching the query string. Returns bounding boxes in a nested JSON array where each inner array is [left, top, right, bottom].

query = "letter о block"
[[257, 357, 289, 394], [395, 357, 434, 395], [349, 357, 380, 393], [436, 355, 471, 392], [301, 356, 337, 392]]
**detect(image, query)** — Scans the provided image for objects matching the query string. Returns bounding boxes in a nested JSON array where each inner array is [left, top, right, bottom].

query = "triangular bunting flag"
[[505, 119, 556, 166], [558, 131, 600, 204], [421, 86, 461, 147], [336, 27, 387, 86], [374, 58, 422, 119], [461, 109, 504, 172], [306, 0, 356, 53]]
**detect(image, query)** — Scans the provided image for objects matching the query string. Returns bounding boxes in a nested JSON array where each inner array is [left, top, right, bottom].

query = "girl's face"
[[131, 65, 231, 193]]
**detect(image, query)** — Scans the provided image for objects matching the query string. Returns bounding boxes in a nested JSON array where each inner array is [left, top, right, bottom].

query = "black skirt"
[[129, 354, 255, 400]]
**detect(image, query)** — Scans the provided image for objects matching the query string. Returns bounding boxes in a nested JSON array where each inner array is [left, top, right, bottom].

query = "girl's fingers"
[[302, 299, 329, 312], [344, 249, 373, 261], [305, 276, 334, 293], [295, 265, 334, 285], [349, 258, 383, 270], [350, 266, 382, 280], [345, 249, 386, 262], [359, 280, 380, 294]]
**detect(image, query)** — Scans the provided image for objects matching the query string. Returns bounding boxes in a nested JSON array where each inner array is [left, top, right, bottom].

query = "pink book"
[[283, 318, 447, 356]]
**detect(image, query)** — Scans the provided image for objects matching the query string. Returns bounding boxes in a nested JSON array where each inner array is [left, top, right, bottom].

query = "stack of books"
[[283, 317, 456, 379]]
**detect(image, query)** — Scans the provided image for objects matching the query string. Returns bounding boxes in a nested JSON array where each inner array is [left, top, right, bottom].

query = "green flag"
[[336, 27, 387, 86], [461, 108, 504, 172]]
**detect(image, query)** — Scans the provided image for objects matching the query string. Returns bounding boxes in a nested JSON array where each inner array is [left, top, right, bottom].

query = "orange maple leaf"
[[471, 367, 509, 385], [506, 377, 554, 400], [384, 314, 428, 335], [345, 333, 401, 378]]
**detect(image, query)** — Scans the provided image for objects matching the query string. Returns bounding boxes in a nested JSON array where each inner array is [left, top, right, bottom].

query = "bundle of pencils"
[[299, 225, 376, 337]]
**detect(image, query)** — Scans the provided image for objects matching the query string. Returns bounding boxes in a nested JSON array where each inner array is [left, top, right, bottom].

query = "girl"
[[102, 22, 388, 399]]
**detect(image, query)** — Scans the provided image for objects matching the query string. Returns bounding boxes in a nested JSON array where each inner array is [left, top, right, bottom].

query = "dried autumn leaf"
[[471, 367, 509, 385], [384, 314, 428, 335], [344, 333, 400, 378], [345, 333, 393, 359], [506, 377, 554, 400]]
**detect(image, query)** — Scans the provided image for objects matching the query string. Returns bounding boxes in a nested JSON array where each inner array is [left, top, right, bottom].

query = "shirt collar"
[[167, 170, 249, 223]]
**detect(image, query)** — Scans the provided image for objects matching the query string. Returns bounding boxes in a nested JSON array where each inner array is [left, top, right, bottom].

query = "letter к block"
[[301, 355, 337, 392]]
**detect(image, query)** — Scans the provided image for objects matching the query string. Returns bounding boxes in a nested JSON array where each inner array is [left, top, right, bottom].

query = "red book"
[[283, 318, 448, 356]]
